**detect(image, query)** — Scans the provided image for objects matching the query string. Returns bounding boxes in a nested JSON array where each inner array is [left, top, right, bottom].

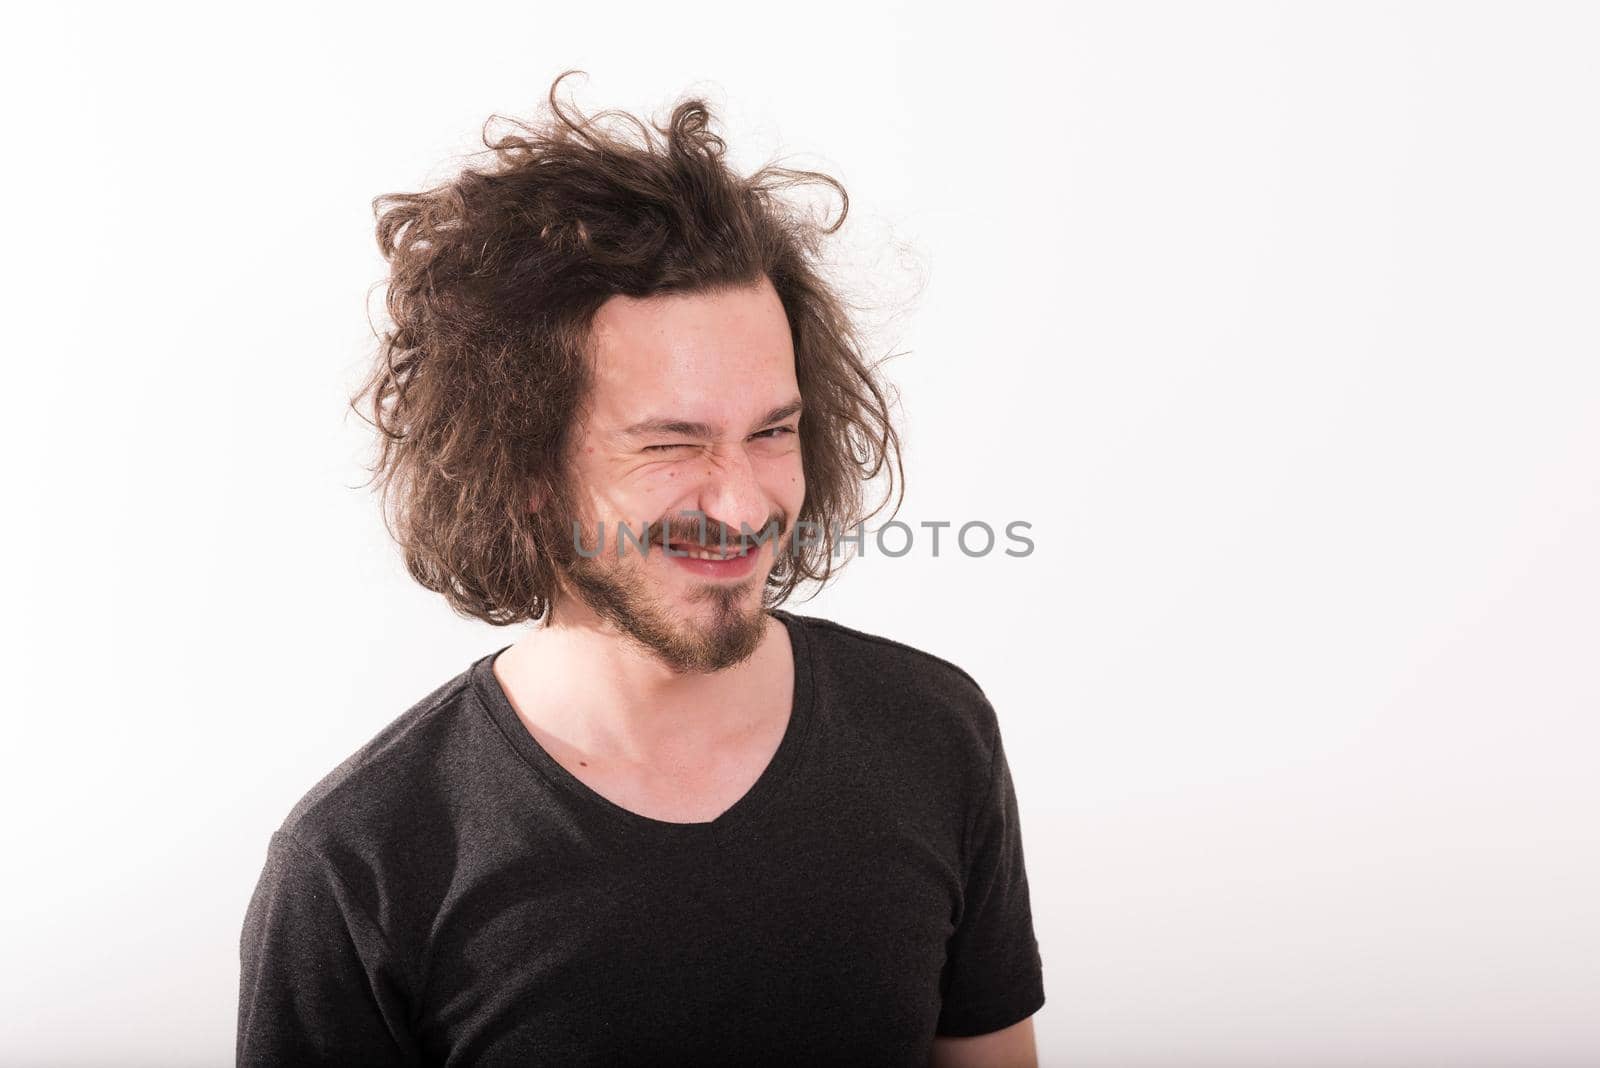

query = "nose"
[[692, 444, 772, 544]]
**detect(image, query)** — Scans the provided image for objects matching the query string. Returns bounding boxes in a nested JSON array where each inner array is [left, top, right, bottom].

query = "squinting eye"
[[753, 426, 797, 441], [644, 443, 695, 453]]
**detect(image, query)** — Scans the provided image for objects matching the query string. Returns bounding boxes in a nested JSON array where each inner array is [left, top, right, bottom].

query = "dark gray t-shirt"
[[238, 609, 1045, 1066]]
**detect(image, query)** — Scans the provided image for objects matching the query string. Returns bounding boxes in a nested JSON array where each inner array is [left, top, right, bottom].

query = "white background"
[[3, 3, 1597, 1065]]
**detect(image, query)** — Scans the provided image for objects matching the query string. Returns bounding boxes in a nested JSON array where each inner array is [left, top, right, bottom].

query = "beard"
[[554, 509, 786, 675]]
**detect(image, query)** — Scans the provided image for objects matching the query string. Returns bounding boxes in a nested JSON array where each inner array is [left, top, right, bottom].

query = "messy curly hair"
[[350, 71, 904, 626]]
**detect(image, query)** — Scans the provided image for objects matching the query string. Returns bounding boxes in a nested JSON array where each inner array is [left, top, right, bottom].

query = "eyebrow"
[[619, 398, 803, 441]]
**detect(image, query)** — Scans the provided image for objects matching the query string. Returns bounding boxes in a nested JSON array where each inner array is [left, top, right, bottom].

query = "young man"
[[238, 73, 1044, 1066]]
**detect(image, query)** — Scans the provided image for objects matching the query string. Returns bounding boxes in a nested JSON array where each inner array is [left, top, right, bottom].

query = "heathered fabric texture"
[[238, 609, 1044, 1065]]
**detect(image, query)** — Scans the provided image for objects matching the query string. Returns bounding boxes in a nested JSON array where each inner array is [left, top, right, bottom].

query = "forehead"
[[583, 279, 798, 432]]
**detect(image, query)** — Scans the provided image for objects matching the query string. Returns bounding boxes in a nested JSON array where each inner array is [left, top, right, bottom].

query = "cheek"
[[610, 468, 692, 522], [636, 464, 691, 496], [770, 455, 806, 509]]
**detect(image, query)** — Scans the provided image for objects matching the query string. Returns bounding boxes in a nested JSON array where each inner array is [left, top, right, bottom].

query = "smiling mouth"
[[666, 541, 754, 561]]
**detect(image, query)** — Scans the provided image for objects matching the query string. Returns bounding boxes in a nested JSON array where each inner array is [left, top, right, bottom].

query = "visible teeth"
[[676, 545, 744, 560]]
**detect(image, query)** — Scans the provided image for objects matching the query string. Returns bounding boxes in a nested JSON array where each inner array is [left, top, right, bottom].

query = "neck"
[[492, 600, 788, 767]]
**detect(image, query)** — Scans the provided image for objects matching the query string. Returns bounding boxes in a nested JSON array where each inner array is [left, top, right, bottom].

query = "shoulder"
[[271, 659, 495, 902], [285, 668, 472, 827], [781, 610, 1002, 771], [788, 611, 986, 693]]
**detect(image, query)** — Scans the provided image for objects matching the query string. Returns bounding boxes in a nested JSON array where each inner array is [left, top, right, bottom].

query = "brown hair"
[[350, 71, 904, 625]]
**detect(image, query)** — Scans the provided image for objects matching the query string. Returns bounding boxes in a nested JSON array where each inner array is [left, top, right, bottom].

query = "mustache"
[[649, 513, 788, 549]]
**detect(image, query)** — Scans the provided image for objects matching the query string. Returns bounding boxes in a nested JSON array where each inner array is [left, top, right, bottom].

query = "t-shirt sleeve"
[[237, 830, 421, 1066], [935, 718, 1047, 1037]]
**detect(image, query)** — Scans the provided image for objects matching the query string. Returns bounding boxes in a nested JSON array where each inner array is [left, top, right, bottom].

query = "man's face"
[[545, 277, 806, 674]]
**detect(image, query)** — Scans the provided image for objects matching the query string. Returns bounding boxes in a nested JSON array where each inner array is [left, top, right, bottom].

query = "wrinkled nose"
[[692, 447, 771, 545]]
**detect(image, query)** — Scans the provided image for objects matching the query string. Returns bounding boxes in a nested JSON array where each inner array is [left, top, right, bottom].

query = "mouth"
[[666, 541, 754, 561], [662, 539, 761, 580]]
